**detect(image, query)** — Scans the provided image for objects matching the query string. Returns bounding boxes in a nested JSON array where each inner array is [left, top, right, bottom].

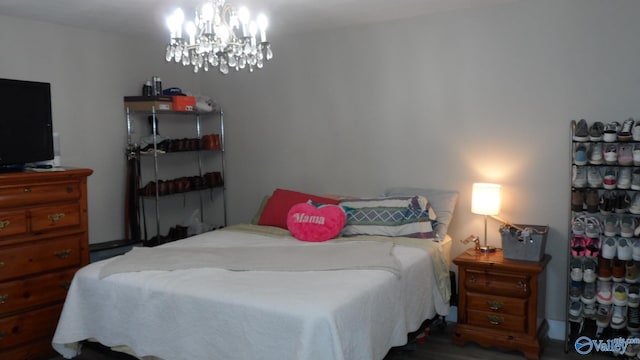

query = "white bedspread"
[[52, 225, 450, 360]]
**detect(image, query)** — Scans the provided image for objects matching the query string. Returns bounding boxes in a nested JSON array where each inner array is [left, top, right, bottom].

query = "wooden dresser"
[[452, 249, 551, 360], [0, 168, 92, 359]]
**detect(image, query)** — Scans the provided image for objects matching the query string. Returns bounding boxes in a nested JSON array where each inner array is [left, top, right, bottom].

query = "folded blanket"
[[99, 241, 401, 279]]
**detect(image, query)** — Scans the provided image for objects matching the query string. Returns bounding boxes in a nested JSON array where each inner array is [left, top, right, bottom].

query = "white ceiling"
[[0, 0, 521, 40]]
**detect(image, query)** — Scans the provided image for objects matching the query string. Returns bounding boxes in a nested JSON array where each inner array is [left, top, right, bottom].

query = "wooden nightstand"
[[452, 249, 551, 360]]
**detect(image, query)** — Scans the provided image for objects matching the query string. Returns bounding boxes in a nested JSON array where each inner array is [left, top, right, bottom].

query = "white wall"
[[2, 0, 640, 334], [205, 0, 640, 327]]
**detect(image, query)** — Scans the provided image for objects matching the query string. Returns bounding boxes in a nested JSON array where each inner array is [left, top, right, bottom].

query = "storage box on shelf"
[[566, 118, 640, 352]]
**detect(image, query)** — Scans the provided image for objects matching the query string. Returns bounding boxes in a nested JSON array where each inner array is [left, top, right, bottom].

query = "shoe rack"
[[125, 99, 227, 246], [567, 119, 640, 353]]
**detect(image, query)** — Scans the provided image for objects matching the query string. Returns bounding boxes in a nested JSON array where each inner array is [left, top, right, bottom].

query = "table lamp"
[[471, 183, 502, 253]]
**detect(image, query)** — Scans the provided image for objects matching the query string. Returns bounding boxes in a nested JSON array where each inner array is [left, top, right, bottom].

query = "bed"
[[52, 187, 458, 360]]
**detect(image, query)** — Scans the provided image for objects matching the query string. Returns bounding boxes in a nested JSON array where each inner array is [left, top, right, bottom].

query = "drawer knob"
[[487, 300, 504, 311], [54, 249, 73, 259], [23, 187, 31, 193], [0, 294, 7, 304], [48, 213, 66, 223], [469, 274, 477, 283], [0, 220, 9, 231], [487, 315, 504, 325], [517, 280, 528, 292], [60, 281, 72, 290]]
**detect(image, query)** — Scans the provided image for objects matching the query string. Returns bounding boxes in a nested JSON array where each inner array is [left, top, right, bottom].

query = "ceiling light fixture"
[[165, 0, 272, 74]]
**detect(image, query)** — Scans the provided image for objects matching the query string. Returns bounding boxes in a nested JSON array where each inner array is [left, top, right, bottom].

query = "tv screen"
[[0, 78, 54, 167]]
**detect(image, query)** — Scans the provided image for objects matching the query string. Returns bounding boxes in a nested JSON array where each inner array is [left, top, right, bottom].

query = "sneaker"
[[573, 119, 589, 141], [612, 304, 628, 329], [571, 257, 584, 281], [575, 143, 589, 165], [598, 280, 614, 304], [627, 261, 639, 284], [619, 238, 634, 261], [587, 167, 603, 188], [615, 283, 629, 306], [604, 143, 618, 165], [572, 235, 586, 257], [604, 215, 619, 236], [582, 281, 597, 305], [570, 281, 582, 302], [572, 188, 585, 212], [603, 168, 617, 189], [573, 214, 586, 235], [600, 190, 616, 214], [614, 258, 627, 281], [621, 216, 637, 238], [585, 217, 601, 238], [630, 193, 640, 215], [604, 121, 621, 142], [590, 121, 605, 141], [596, 303, 613, 336], [632, 169, 640, 190], [602, 236, 618, 259], [620, 143, 634, 165], [599, 257, 613, 281], [629, 284, 640, 307], [585, 236, 600, 258], [615, 190, 631, 213], [589, 142, 604, 165], [569, 301, 583, 322], [584, 302, 597, 320], [619, 118, 635, 141], [628, 306, 640, 334], [634, 144, 640, 166], [619, 167, 633, 189], [634, 239, 640, 261], [634, 121, 640, 141], [583, 258, 598, 283]]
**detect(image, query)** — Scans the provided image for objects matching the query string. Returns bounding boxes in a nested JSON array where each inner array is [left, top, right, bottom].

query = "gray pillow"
[[383, 187, 459, 240]]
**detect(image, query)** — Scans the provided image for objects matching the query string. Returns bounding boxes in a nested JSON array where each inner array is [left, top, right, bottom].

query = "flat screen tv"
[[0, 78, 54, 169]]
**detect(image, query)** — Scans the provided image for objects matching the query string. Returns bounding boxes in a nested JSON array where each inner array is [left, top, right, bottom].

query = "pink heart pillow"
[[287, 203, 346, 242]]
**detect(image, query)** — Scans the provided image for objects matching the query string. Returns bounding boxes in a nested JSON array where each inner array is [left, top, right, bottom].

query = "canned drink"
[[152, 76, 162, 96]]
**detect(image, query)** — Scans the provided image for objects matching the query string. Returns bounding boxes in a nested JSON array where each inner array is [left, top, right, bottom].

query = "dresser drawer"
[[467, 309, 526, 332], [0, 268, 76, 315], [30, 203, 81, 232], [464, 269, 531, 298], [0, 181, 80, 208], [0, 210, 27, 239], [0, 236, 81, 281], [467, 292, 527, 316], [0, 303, 62, 350]]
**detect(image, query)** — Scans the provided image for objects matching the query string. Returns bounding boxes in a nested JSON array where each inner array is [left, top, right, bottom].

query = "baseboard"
[[448, 307, 566, 341]]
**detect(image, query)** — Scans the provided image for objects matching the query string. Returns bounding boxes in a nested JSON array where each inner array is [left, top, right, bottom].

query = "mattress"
[[52, 224, 451, 360]]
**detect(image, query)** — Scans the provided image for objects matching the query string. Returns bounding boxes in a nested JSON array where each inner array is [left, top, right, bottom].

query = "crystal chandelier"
[[165, 0, 272, 74]]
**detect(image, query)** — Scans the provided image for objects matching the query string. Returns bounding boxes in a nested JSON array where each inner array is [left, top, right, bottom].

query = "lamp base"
[[480, 245, 497, 253]]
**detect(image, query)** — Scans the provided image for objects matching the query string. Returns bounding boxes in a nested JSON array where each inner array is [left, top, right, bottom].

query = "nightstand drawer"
[[465, 269, 531, 298], [0, 235, 82, 281], [0, 210, 27, 239], [467, 309, 526, 332], [30, 203, 81, 232], [0, 268, 76, 315], [467, 292, 527, 316]]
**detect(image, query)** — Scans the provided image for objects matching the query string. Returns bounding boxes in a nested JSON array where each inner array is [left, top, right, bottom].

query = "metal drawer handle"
[[517, 280, 528, 292], [60, 281, 72, 290], [48, 213, 66, 223], [0, 294, 7, 304], [0, 220, 9, 231], [487, 300, 504, 311], [487, 315, 504, 325], [54, 249, 72, 259], [469, 274, 477, 283], [23, 187, 31, 193]]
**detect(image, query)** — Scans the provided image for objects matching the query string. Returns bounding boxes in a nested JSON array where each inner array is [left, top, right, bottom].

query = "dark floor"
[[50, 320, 612, 360]]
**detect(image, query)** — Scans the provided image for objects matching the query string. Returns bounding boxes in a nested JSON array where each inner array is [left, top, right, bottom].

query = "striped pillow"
[[338, 196, 438, 240]]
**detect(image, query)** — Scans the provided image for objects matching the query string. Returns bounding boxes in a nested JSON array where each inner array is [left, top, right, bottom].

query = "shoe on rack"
[[599, 257, 613, 281], [600, 190, 616, 215], [604, 121, 621, 142], [570, 257, 583, 282], [619, 238, 634, 261], [611, 304, 628, 329], [584, 302, 597, 320], [604, 143, 618, 165], [596, 303, 612, 338], [633, 169, 640, 190], [590, 121, 605, 141], [572, 235, 586, 257], [603, 168, 617, 189], [628, 305, 640, 334], [634, 239, 640, 261], [569, 281, 582, 302], [620, 143, 634, 166], [583, 258, 598, 283], [627, 261, 640, 284], [589, 142, 603, 165], [585, 236, 600, 258], [619, 168, 632, 189], [597, 280, 614, 304], [569, 301, 584, 323], [602, 236, 618, 259], [614, 258, 627, 281], [629, 284, 640, 307], [619, 118, 635, 141], [604, 215, 619, 237], [572, 214, 586, 235], [614, 283, 629, 306], [633, 121, 640, 142], [587, 167, 603, 188], [585, 217, 601, 238], [582, 281, 597, 305], [630, 193, 640, 215], [572, 188, 585, 212], [615, 190, 631, 214], [573, 119, 589, 141], [621, 216, 637, 238]]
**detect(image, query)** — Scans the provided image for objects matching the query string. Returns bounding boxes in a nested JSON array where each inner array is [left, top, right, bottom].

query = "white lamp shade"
[[471, 183, 502, 216]]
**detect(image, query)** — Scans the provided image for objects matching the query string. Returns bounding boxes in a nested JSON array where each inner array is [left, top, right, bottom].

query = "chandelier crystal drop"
[[165, 0, 272, 74]]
